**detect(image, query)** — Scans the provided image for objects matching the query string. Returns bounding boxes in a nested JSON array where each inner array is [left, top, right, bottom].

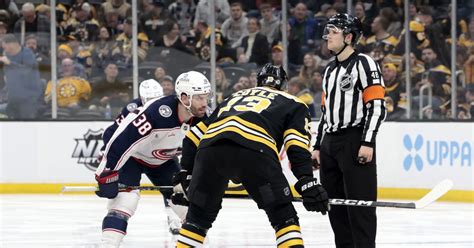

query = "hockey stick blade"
[[61, 185, 173, 192], [413, 179, 453, 209]]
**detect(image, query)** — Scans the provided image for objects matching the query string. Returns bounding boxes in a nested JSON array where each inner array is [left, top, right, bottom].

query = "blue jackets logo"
[[403, 135, 424, 171], [72, 129, 104, 171], [402, 134, 472, 171]]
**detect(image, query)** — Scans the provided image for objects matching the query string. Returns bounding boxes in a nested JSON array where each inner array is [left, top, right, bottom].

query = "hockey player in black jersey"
[[172, 64, 329, 247], [94, 72, 212, 247]]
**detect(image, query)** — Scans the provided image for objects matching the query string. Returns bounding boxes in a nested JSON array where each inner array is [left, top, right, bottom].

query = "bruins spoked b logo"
[[72, 129, 104, 171]]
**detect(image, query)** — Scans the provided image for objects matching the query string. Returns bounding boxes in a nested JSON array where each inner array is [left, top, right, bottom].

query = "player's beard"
[[190, 105, 206, 118]]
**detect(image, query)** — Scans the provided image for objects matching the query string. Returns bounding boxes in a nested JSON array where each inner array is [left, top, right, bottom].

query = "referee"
[[312, 14, 386, 248]]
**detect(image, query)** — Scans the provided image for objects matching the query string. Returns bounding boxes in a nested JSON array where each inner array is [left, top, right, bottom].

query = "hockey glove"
[[294, 177, 329, 215], [171, 170, 192, 206], [95, 170, 119, 199]]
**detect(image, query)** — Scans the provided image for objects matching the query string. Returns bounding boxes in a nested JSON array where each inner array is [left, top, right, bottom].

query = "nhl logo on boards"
[[339, 73, 354, 91], [72, 129, 104, 171], [159, 105, 172, 117]]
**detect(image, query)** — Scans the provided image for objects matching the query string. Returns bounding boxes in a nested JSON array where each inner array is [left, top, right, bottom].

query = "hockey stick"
[[220, 179, 454, 209], [61, 185, 173, 192], [62, 179, 452, 209]]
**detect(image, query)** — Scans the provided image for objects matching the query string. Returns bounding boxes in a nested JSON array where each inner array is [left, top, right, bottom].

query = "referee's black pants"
[[320, 127, 377, 248]]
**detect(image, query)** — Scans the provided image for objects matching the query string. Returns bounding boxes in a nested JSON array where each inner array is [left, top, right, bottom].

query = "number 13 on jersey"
[[218, 96, 271, 117]]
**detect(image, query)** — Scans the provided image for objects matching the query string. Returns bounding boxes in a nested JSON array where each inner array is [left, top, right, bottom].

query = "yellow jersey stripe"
[[283, 129, 309, 141], [176, 241, 192, 248], [196, 122, 208, 133], [186, 131, 200, 147], [208, 116, 273, 142], [277, 238, 304, 248], [284, 139, 310, 151], [202, 126, 279, 157], [275, 225, 301, 238]]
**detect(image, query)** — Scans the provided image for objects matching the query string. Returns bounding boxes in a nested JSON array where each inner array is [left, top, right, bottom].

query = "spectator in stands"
[[414, 47, 451, 118], [76, 46, 93, 78], [215, 66, 232, 103], [140, 0, 168, 44], [232, 75, 251, 92], [238, 17, 269, 66], [383, 63, 406, 120], [25, 35, 50, 79], [154, 66, 167, 82], [221, 2, 248, 49], [168, 0, 196, 36], [314, 40, 332, 68], [35, 4, 51, 19], [112, 18, 149, 68], [379, 7, 402, 38], [458, 17, 474, 50], [287, 76, 316, 118], [361, 16, 398, 63], [64, 2, 100, 42], [155, 19, 190, 53], [409, 2, 418, 21], [457, 85, 474, 119], [45, 58, 91, 109], [0, 10, 12, 32], [103, 10, 121, 38], [92, 27, 114, 69], [354, 2, 371, 37], [57, 43, 87, 79], [391, 20, 430, 65], [194, 0, 230, 29], [90, 62, 130, 110], [160, 75, 175, 96], [309, 69, 323, 116], [14, 2, 50, 49], [99, 0, 131, 22], [298, 53, 320, 87], [273, 22, 302, 66], [288, 3, 318, 56], [464, 47, 474, 84], [0, 0, 19, 23], [259, 3, 279, 44], [195, 21, 228, 61], [271, 44, 283, 67], [0, 21, 8, 49], [0, 34, 43, 119]]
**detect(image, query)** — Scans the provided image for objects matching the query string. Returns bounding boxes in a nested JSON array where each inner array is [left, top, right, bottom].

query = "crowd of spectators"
[[0, 0, 472, 120]]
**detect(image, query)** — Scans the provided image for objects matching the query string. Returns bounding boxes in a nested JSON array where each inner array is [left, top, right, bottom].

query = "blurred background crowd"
[[0, 0, 472, 120]]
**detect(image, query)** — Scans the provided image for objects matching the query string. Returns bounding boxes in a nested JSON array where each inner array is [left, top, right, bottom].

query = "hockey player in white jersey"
[[99, 79, 184, 236], [95, 71, 212, 248]]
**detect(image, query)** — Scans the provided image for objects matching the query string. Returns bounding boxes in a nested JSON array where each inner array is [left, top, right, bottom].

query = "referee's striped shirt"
[[314, 52, 387, 149]]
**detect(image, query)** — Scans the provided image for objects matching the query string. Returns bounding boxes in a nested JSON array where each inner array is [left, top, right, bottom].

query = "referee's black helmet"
[[257, 63, 288, 90], [323, 13, 363, 45]]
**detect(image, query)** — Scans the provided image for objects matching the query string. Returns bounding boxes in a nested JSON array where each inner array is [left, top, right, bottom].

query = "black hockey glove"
[[95, 170, 119, 199], [171, 170, 192, 206], [294, 177, 329, 215]]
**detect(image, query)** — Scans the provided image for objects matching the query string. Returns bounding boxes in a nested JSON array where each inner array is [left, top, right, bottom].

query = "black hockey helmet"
[[323, 13, 363, 46], [257, 63, 288, 90]]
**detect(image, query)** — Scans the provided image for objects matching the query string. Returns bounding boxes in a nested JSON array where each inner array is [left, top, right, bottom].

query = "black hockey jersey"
[[182, 86, 314, 179]]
